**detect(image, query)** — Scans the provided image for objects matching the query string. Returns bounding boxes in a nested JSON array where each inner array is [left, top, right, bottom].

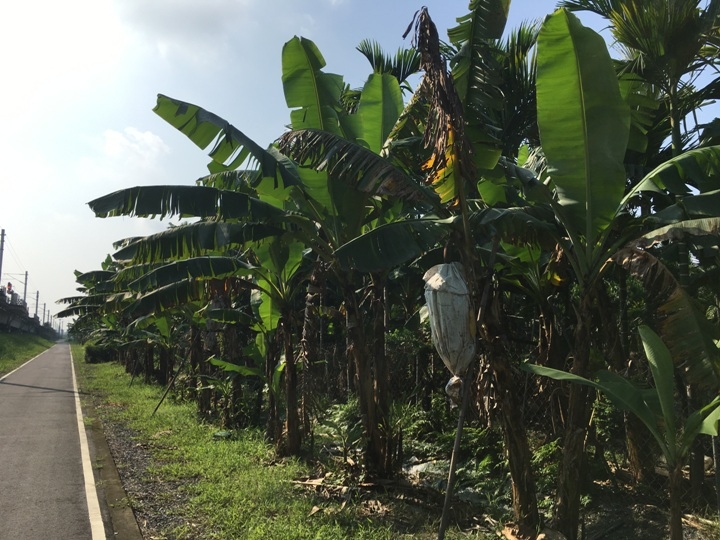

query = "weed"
[[0, 334, 53, 374], [74, 345, 500, 539]]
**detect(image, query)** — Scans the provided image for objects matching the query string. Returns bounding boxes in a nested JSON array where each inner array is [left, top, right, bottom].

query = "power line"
[[4, 238, 27, 273], [0, 233, 50, 318]]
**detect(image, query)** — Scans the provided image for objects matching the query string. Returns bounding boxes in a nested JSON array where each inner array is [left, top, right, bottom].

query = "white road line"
[[0, 350, 46, 381], [70, 346, 107, 540]]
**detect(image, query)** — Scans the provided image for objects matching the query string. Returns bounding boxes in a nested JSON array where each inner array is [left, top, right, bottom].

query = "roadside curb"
[[78, 382, 145, 539]]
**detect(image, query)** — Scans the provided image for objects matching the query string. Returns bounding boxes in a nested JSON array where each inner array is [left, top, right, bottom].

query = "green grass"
[[0, 333, 55, 375], [72, 345, 481, 540]]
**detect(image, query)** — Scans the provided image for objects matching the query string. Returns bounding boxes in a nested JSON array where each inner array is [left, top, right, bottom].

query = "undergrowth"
[[73, 344, 489, 539], [0, 333, 54, 375]]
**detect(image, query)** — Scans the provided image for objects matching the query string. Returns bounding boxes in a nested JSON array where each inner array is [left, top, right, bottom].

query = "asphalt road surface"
[[0, 344, 104, 540]]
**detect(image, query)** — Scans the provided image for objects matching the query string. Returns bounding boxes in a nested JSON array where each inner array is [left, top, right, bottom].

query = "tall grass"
[[0, 333, 55, 375], [72, 345, 467, 540]]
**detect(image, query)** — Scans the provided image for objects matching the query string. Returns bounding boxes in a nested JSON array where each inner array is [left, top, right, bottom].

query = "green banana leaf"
[[448, 0, 510, 45], [536, 9, 630, 242], [113, 222, 284, 264], [521, 362, 667, 457], [448, 0, 510, 166], [127, 256, 255, 292], [649, 190, 720, 223], [154, 94, 301, 185], [612, 246, 720, 388], [684, 397, 720, 446], [617, 73, 660, 154], [638, 325, 677, 453], [127, 279, 207, 317], [88, 185, 287, 221], [356, 73, 404, 154], [209, 357, 263, 378], [333, 217, 458, 272], [635, 217, 720, 249], [252, 236, 305, 333], [276, 129, 438, 206], [56, 295, 106, 318], [334, 201, 562, 274], [625, 146, 720, 199], [75, 270, 116, 286], [468, 205, 561, 250], [525, 325, 720, 466], [282, 36, 345, 135]]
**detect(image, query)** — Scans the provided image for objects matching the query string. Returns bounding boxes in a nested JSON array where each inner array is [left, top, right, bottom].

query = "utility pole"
[[23, 271, 28, 305], [35, 291, 39, 317], [43, 303, 46, 324], [0, 229, 5, 286]]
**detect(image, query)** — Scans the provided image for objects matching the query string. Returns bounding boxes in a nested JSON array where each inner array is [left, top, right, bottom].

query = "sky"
[[0, 0, 635, 327]]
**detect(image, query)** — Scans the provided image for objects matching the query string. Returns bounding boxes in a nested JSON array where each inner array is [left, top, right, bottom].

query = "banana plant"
[[523, 325, 720, 540], [328, 7, 720, 537], [277, 35, 431, 477], [243, 234, 307, 454], [85, 33, 432, 469]]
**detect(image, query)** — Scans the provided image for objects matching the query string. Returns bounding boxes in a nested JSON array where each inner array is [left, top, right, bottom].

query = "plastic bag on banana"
[[423, 262, 476, 382]]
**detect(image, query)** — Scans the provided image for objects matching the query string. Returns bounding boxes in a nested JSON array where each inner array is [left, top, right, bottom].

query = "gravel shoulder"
[[84, 398, 192, 539]]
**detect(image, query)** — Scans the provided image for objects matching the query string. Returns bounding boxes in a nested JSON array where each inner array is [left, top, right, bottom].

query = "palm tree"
[[560, 0, 720, 157]]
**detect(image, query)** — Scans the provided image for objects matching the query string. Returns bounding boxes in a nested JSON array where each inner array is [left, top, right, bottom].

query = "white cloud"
[[102, 128, 171, 164], [63, 129, 177, 206], [114, 0, 260, 65], [0, 0, 128, 113]]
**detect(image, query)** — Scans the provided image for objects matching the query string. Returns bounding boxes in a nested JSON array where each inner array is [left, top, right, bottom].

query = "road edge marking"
[[70, 345, 107, 540], [0, 349, 47, 381]]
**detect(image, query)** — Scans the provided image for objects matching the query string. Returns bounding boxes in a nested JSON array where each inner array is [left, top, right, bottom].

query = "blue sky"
[[0, 0, 611, 324]]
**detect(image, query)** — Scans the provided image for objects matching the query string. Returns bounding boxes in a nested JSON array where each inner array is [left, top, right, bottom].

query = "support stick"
[[438, 365, 474, 540]]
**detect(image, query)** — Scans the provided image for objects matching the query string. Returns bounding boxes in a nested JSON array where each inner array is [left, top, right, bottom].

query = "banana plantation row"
[[62, 2, 720, 540]]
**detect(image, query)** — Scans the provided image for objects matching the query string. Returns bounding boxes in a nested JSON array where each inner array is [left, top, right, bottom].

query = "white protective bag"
[[423, 262, 476, 377]]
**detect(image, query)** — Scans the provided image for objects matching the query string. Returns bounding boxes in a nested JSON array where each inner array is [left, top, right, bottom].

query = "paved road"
[[0, 344, 104, 540]]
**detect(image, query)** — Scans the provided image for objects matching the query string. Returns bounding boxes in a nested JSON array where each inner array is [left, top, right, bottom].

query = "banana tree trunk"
[[265, 335, 280, 443], [688, 384, 704, 504], [371, 273, 392, 476], [343, 277, 391, 478], [144, 344, 154, 384], [555, 299, 593, 540], [298, 258, 326, 432], [282, 315, 301, 456], [669, 464, 684, 540], [188, 325, 202, 401], [223, 322, 242, 428], [197, 343, 212, 418], [482, 268, 538, 534], [626, 412, 655, 483], [202, 294, 222, 418], [617, 275, 656, 483], [713, 436, 720, 513], [158, 346, 170, 386], [490, 350, 539, 534]]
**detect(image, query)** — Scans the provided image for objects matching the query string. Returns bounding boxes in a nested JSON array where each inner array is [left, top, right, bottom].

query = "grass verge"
[[72, 345, 477, 540], [0, 333, 55, 375]]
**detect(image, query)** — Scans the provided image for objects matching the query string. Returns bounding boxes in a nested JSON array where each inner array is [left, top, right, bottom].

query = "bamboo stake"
[[438, 364, 474, 540]]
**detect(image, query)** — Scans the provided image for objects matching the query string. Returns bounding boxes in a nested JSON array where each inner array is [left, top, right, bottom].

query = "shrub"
[[84, 344, 118, 364]]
